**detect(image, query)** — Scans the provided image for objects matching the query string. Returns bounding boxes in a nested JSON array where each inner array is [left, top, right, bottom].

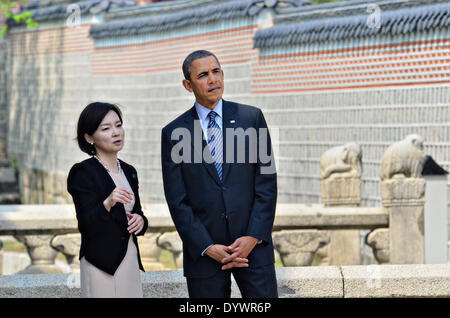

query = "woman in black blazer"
[[67, 102, 148, 297]]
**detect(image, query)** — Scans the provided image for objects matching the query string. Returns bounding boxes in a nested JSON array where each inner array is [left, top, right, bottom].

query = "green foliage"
[[0, 0, 38, 35], [10, 157, 18, 169]]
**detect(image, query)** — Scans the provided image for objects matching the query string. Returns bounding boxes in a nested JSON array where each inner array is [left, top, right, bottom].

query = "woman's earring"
[[90, 142, 94, 145]]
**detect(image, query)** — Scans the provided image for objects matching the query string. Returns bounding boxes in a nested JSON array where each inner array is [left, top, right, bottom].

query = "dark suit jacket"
[[161, 100, 277, 278], [67, 157, 148, 275]]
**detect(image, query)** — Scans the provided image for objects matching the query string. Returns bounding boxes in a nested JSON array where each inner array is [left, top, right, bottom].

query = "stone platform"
[[0, 264, 449, 298]]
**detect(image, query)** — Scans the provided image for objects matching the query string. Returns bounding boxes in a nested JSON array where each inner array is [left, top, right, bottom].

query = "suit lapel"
[[221, 100, 237, 184], [91, 157, 116, 193]]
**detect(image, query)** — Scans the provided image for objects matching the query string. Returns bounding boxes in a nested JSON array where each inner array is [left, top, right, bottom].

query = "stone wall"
[[0, 36, 6, 158], [6, 21, 94, 203], [4, 0, 450, 236]]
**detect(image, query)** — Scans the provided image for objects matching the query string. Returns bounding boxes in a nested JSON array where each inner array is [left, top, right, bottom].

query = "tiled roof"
[[9, 0, 310, 34], [88, 0, 310, 39], [254, 2, 450, 48], [89, 0, 254, 38], [9, 0, 135, 24]]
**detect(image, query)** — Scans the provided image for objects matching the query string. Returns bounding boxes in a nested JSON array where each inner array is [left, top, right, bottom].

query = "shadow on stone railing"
[[0, 134, 441, 274], [1, 264, 450, 298]]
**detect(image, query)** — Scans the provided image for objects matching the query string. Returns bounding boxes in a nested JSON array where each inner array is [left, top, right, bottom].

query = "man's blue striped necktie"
[[207, 111, 223, 182]]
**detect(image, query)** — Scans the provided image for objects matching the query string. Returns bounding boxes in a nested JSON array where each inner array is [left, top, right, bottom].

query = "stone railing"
[[0, 202, 404, 274]]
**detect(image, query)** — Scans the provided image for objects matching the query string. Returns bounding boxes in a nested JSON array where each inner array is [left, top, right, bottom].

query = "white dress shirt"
[[195, 98, 223, 141]]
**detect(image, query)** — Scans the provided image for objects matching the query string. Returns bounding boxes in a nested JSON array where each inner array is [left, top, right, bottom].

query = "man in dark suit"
[[161, 50, 278, 298]]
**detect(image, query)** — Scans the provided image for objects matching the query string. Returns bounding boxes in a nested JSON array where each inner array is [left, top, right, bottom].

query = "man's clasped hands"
[[205, 236, 259, 270]]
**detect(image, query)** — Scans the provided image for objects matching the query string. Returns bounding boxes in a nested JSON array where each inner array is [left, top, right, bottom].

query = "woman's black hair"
[[76, 102, 123, 155]]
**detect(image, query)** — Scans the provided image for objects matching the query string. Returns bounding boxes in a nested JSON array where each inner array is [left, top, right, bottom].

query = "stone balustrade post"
[[14, 235, 65, 274], [381, 176, 426, 264], [318, 143, 362, 265], [380, 134, 427, 264]]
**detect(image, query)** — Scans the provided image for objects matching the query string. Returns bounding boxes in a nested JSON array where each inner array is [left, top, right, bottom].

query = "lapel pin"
[[230, 120, 235, 124]]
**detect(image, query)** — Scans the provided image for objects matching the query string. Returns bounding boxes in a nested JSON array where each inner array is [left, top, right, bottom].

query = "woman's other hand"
[[126, 212, 144, 235]]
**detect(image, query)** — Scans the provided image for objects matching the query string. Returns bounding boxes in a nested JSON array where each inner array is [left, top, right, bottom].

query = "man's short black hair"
[[182, 50, 221, 80], [76, 102, 123, 155]]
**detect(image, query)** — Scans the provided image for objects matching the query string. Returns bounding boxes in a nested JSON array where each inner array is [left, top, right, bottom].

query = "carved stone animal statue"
[[319, 143, 362, 180], [381, 134, 426, 181]]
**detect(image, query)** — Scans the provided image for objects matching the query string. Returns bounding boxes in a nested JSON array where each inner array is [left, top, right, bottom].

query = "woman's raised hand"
[[103, 187, 133, 212]]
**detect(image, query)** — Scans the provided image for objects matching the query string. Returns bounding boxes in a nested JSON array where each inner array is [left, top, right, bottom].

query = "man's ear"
[[84, 133, 94, 144], [182, 79, 193, 93]]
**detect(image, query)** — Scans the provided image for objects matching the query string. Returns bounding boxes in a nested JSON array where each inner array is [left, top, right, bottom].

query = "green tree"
[[1, 0, 38, 35]]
